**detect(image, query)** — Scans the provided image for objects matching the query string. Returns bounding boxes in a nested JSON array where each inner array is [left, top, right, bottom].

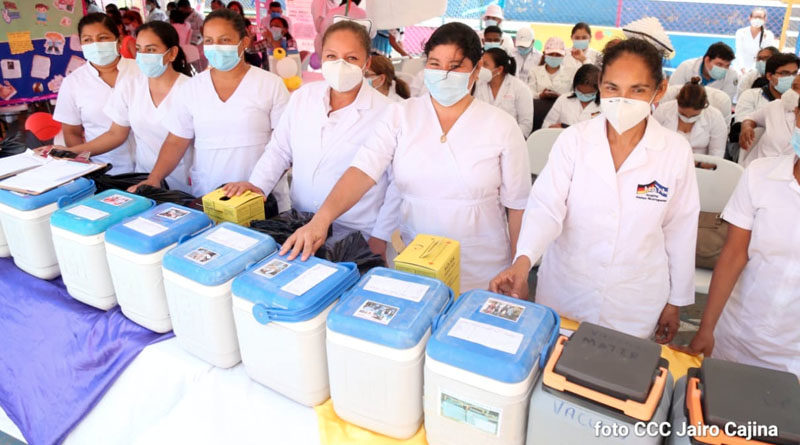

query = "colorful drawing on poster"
[[0, 81, 17, 101], [1, 59, 21, 79], [60, 16, 71, 26], [1, 1, 21, 24], [7, 31, 33, 55], [48, 74, 64, 92], [34, 3, 49, 25], [44, 32, 65, 55], [65, 55, 85, 75], [53, 0, 75, 13], [31, 55, 51, 79], [68, 33, 81, 51]]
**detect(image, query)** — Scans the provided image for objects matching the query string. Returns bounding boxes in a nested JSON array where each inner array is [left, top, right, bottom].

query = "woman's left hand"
[[571, 48, 586, 63], [654, 303, 680, 344]]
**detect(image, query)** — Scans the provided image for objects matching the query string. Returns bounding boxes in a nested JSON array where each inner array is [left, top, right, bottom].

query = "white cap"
[[622, 16, 674, 55], [483, 4, 504, 20], [516, 27, 534, 47], [543, 36, 566, 56]]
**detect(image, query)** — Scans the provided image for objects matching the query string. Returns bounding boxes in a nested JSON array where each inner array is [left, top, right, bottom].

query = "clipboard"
[[0, 159, 107, 195]]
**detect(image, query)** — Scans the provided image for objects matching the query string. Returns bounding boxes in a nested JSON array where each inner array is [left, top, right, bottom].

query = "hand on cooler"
[[489, 256, 531, 300]]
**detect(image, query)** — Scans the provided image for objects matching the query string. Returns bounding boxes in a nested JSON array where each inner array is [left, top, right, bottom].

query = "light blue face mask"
[[136, 52, 168, 78], [517, 46, 532, 55], [573, 39, 589, 50], [484, 19, 498, 27], [270, 26, 283, 40], [776, 75, 794, 94], [204, 44, 242, 71], [424, 68, 473, 107], [545, 55, 563, 68], [484, 41, 501, 50], [792, 128, 800, 157], [756, 60, 767, 76], [81, 42, 119, 66], [709, 64, 728, 80], [575, 90, 596, 103]]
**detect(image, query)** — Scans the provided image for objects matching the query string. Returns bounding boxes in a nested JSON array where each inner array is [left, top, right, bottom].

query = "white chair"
[[661, 85, 732, 128], [693, 153, 744, 294], [527, 128, 563, 177]]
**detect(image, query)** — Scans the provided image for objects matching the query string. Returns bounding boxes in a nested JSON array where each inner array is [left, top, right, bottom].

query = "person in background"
[[87, 0, 103, 14], [564, 22, 601, 74], [280, 22, 531, 293], [482, 25, 503, 51], [311, 0, 338, 34], [128, 8, 290, 206], [53, 12, 137, 175], [223, 21, 398, 257], [210, 0, 225, 11], [734, 8, 776, 74], [166, 2, 177, 13], [481, 4, 514, 54], [737, 46, 779, 97], [119, 6, 129, 13], [314, 0, 369, 57], [177, 0, 203, 45], [260, 1, 293, 33], [739, 74, 800, 166], [115, 12, 137, 59], [372, 28, 407, 57], [542, 64, 601, 129], [169, 8, 201, 72], [253, 16, 297, 53], [736, 52, 799, 123], [145, 0, 168, 22], [365, 55, 410, 102], [227, 1, 245, 16], [512, 27, 540, 85], [122, 9, 143, 35], [106, 3, 120, 16], [669, 42, 738, 101], [475, 47, 534, 137], [491, 38, 699, 343], [654, 78, 727, 158], [528, 37, 573, 99]]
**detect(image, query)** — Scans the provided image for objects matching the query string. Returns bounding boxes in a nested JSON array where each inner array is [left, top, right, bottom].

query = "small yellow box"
[[393, 234, 460, 296], [202, 188, 265, 226]]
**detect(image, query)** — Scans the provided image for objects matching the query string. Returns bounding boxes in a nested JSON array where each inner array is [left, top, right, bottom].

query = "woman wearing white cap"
[[511, 27, 541, 85], [527, 37, 573, 100], [481, 4, 514, 54], [564, 22, 601, 74], [734, 8, 776, 74]]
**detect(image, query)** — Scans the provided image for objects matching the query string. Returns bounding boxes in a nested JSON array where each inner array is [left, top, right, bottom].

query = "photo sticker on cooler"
[[439, 392, 501, 436], [100, 194, 133, 206], [156, 207, 189, 221], [353, 300, 399, 325], [479, 298, 525, 323], [185, 247, 218, 265], [254, 259, 290, 279]]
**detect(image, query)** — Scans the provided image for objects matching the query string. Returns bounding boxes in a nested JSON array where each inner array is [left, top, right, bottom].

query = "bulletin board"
[[0, 0, 87, 106]]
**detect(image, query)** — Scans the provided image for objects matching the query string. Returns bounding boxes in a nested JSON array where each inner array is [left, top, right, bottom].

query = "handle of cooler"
[[539, 308, 561, 369], [685, 378, 770, 445], [432, 287, 455, 332], [56, 180, 96, 208], [177, 225, 215, 245], [542, 336, 667, 422]]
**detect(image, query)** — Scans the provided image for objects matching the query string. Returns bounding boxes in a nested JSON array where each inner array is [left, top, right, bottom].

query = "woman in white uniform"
[[734, 8, 776, 74], [53, 13, 136, 175], [543, 64, 601, 128], [223, 20, 398, 255], [365, 55, 410, 102], [491, 38, 700, 342], [564, 22, 601, 74], [129, 9, 290, 206], [687, 112, 800, 377], [654, 79, 727, 158], [474, 47, 534, 137], [736, 46, 778, 99], [739, 74, 800, 167], [280, 22, 531, 292], [528, 37, 573, 100], [735, 52, 798, 123], [45, 22, 193, 192]]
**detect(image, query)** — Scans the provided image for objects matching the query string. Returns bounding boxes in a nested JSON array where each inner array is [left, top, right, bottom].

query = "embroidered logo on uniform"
[[636, 181, 669, 202]]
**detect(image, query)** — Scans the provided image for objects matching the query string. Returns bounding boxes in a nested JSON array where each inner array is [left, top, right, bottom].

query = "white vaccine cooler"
[[0, 178, 94, 279], [0, 220, 8, 257], [105, 203, 212, 333], [162, 222, 277, 368], [326, 268, 453, 439], [231, 253, 359, 406], [50, 190, 154, 309]]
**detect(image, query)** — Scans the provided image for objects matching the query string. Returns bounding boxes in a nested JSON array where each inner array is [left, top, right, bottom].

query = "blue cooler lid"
[[0, 178, 95, 211], [426, 290, 560, 384], [162, 222, 277, 286], [326, 268, 453, 350], [232, 253, 360, 324], [105, 203, 213, 254], [50, 189, 154, 236]]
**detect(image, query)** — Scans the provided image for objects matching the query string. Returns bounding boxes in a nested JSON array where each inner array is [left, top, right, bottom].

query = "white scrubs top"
[[542, 93, 601, 129], [511, 47, 542, 85], [528, 64, 574, 100], [53, 57, 137, 175], [474, 74, 534, 136], [737, 69, 761, 98], [713, 155, 800, 377], [351, 95, 531, 292], [516, 116, 699, 338], [669, 57, 739, 102], [563, 46, 601, 75], [735, 87, 774, 123], [741, 98, 794, 167], [734, 26, 776, 73], [653, 100, 728, 158]]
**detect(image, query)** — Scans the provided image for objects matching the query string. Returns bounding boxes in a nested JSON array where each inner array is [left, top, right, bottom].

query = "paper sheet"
[[69, 34, 81, 51], [0, 159, 104, 194], [280, 264, 337, 296], [363, 275, 429, 303], [66, 205, 109, 221], [0, 151, 48, 179], [205, 227, 258, 251], [1, 59, 21, 79], [7, 31, 33, 55], [31, 55, 51, 79], [124, 218, 168, 237], [447, 318, 524, 355], [65, 55, 85, 76]]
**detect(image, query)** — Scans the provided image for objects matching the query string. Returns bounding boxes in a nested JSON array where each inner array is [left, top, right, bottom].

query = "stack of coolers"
[[423, 290, 559, 445], [231, 253, 359, 406], [0, 178, 95, 279], [527, 322, 673, 444], [105, 203, 212, 332], [668, 358, 800, 445], [325, 268, 453, 439], [162, 223, 277, 367], [50, 190, 154, 309]]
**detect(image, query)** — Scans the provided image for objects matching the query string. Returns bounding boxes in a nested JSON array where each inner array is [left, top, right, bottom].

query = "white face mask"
[[781, 88, 799, 113], [601, 96, 654, 134], [750, 18, 765, 28], [678, 111, 701, 124], [478, 67, 493, 83], [321, 59, 364, 92]]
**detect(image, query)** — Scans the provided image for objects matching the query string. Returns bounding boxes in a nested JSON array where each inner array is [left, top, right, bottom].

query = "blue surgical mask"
[[484, 19, 498, 27], [776, 75, 794, 94], [573, 39, 589, 50], [755, 60, 767, 76], [270, 11, 281, 18], [792, 128, 800, 157], [709, 64, 728, 80], [484, 42, 501, 50], [545, 55, 563, 68], [136, 52, 168, 78], [517, 46, 532, 55], [424, 68, 473, 107], [575, 90, 596, 103], [81, 42, 119, 66], [205, 44, 242, 71], [270, 26, 283, 40]]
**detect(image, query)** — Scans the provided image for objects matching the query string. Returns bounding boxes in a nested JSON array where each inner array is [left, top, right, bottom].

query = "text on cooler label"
[[66, 205, 109, 221], [362, 275, 430, 303], [447, 317, 524, 355], [123, 217, 168, 237], [280, 263, 337, 296], [205, 227, 258, 251]]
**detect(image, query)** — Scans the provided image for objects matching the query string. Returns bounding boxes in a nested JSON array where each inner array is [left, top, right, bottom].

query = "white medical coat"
[[474, 74, 534, 136], [653, 100, 727, 158]]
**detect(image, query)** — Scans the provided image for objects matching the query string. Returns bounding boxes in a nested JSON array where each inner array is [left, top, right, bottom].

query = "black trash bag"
[[133, 185, 197, 206], [90, 172, 167, 193], [249, 209, 326, 245], [321, 231, 386, 275], [0, 132, 27, 158]]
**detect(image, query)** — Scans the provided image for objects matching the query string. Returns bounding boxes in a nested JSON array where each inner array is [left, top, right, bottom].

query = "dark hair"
[[703, 42, 735, 62], [169, 9, 187, 23], [484, 47, 516, 76], [424, 22, 482, 67], [269, 1, 282, 8], [369, 55, 410, 99], [601, 37, 664, 85], [677, 77, 708, 110], [105, 3, 118, 12], [569, 64, 600, 103], [340, 0, 361, 5], [204, 8, 249, 39], [322, 20, 371, 56], [78, 12, 121, 39], [146, 0, 161, 7], [227, 1, 245, 16], [765, 52, 800, 75], [166, 2, 176, 9], [270, 17, 294, 41], [119, 6, 129, 12], [758, 46, 779, 59], [136, 21, 193, 76], [176, 0, 190, 8], [123, 10, 143, 26], [483, 25, 502, 36], [571, 22, 591, 37], [210, 0, 224, 5]]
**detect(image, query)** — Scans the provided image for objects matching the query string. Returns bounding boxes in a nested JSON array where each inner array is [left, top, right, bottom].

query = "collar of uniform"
[[85, 56, 130, 78], [766, 154, 798, 181], [581, 115, 664, 150], [323, 78, 373, 115], [695, 58, 712, 85]]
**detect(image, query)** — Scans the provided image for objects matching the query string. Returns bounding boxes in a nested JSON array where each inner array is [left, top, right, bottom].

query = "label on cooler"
[[280, 263, 337, 295], [439, 391, 501, 436], [254, 258, 290, 278], [66, 205, 109, 221], [185, 246, 219, 265], [353, 299, 398, 325], [479, 298, 525, 323], [100, 194, 133, 206], [123, 217, 168, 237], [205, 227, 258, 251], [362, 275, 430, 303], [447, 318, 523, 355], [155, 207, 189, 220]]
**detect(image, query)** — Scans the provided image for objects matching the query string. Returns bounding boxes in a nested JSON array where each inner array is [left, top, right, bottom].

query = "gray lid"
[[701, 358, 800, 444], [553, 323, 662, 403]]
